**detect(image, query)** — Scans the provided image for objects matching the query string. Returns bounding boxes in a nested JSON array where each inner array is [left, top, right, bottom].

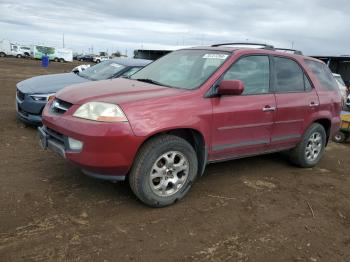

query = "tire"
[[80, 58, 83, 61], [96, 59, 100, 63], [0, 52, 5, 57], [16, 54, 22, 58], [289, 123, 327, 168], [129, 135, 198, 207], [59, 58, 64, 63], [333, 131, 348, 143], [54, 58, 59, 62]]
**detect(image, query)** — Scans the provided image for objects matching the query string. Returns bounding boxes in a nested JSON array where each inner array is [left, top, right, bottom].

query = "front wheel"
[[129, 135, 198, 207], [0, 52, 5, 57], [16, 54, 22, 58], [289, 123, 326, 168]]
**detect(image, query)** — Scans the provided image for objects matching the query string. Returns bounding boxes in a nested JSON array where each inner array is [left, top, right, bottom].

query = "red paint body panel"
[[42, 101, 143, 175], [41, 48, 342, 179], [210, 94, 276, 160]]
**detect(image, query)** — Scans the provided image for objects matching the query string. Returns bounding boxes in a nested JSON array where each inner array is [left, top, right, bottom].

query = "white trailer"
[[32, 45, 73, 62], [0, 40, 12, 57]]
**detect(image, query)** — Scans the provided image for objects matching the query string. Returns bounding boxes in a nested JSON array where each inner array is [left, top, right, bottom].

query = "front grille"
[[44, 126, 65, 144], [17, 104, 29, 116], [51, 98, 72, 115], [17, 89, 25, 101]]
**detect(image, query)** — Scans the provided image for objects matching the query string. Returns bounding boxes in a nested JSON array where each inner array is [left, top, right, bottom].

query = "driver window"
[[223, 55, 270, 95]]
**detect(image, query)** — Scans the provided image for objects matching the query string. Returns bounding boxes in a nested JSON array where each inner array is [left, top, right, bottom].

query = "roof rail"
[[211, 42, 275, 50], [275, 48, 303, 55]]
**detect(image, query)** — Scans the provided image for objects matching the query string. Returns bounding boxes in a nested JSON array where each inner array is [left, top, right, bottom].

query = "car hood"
[[55, 78, 186, 105], [16, 73, 90, 94]]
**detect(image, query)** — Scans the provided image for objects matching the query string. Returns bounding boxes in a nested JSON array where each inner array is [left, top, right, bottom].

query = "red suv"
[[38, 43, 341, 207]]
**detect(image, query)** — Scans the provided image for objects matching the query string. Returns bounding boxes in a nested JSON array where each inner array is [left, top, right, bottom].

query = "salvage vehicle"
[[16, 58, 151, 125], [93, 55, 109, 63], [38, 43, 341, 207], [77, 54, 94, 62]]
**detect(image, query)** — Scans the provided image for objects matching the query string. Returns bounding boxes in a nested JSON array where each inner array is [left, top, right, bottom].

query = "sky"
[[0, 0, 349, 56]]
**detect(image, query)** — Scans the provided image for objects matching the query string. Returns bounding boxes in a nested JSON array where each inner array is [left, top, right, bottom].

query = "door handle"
[[309, 101, 319, 107], [262, 105, 276, 112]]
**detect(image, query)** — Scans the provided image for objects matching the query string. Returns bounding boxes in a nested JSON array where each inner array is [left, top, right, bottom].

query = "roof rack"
[[275, 48, 303, 55], [211, 42, 275, 50]]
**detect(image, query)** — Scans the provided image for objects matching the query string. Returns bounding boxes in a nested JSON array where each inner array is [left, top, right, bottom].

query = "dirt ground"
[[0, 57, 350, 262]]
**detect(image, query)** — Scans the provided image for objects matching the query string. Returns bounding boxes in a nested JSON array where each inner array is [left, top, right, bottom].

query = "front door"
[[210, 55, 276, 161]]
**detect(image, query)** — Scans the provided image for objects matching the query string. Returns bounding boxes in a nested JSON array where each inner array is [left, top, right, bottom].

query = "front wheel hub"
[[149, 151, 189, 197]]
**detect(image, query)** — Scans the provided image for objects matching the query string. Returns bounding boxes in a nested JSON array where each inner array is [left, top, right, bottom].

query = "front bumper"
[[16, 92, 46, 124], [40, 110, 144, 180]]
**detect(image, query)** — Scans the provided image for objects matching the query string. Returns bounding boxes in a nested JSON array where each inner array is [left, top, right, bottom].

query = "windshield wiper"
[[135, 78, 171, 87]]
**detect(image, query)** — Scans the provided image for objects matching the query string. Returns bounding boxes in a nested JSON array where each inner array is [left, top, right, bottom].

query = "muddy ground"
[[0, 57, 350, 262]]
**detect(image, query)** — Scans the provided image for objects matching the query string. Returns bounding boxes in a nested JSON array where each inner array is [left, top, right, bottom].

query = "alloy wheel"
[[149, 151, 189, 197]]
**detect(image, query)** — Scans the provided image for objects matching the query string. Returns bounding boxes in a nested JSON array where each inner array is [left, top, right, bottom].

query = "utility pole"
[[62, 33, 65, 48]]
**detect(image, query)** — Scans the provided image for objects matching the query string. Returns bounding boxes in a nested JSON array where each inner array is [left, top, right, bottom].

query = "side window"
[[274, 57, 304, 92], [304, 60, 338, 91], [223, 55, 270, 95]]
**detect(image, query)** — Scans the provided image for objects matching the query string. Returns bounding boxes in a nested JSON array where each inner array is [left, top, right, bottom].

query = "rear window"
[[304, 60, 338, 91]]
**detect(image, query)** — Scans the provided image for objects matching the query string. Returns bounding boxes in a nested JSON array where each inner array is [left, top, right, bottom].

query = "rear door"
[[269, 56, 320, 150], [210, 55, 276, 161]]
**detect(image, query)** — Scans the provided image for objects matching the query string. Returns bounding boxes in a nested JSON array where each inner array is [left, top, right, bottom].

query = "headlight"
[[30, 93, 55, 102], [73, 102, 128, 122]]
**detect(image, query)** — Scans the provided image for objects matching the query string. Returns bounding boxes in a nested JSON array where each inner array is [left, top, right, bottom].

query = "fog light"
[[68, 137, 83, 151]]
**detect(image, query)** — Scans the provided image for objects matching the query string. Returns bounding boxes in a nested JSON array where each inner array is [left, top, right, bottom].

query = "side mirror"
[[217, 80, 245, 96]]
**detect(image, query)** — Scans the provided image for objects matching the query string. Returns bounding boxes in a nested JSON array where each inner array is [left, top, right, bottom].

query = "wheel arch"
[[313, 118, 331, 145]]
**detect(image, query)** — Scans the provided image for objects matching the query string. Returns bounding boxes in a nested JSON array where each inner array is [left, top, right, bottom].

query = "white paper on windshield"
[[110, 63, 122, 68], [202, 54, 228, 59]]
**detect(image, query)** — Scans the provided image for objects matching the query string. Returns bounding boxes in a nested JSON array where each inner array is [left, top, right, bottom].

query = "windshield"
[[79, 60, 126, 81], [130, 49, 230, 89]]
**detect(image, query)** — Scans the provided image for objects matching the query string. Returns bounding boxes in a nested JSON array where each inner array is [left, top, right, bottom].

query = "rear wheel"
[[59, 58, 64, 63], [0, 52, 5, 57], [96, 59, 100, 63], [129, 135, 198, 207], [54, 58, 59, 62], [289, 123, 326, 168], [333, 131, 348, 143], [16, 54, 22, 58]]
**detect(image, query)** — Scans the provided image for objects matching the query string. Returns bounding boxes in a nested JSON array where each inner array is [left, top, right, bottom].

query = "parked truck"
[[0, 40, 31, 58]]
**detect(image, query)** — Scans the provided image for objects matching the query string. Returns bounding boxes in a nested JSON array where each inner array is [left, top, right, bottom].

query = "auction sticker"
[[203, 54, 228, 59]]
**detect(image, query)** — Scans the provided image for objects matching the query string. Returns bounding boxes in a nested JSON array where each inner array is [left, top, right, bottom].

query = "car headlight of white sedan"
[[73, 102, 128, 122]]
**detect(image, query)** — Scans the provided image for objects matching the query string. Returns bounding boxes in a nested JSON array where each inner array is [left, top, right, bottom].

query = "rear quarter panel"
[[300, 58, 342, 136]]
